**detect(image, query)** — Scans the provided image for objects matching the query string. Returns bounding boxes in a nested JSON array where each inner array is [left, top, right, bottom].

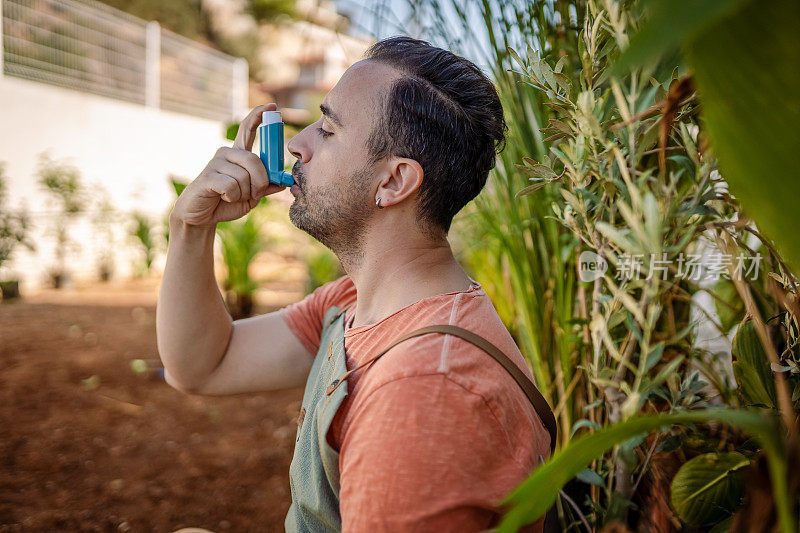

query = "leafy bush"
[[484, 2, 799, 531], [36, 151, 85, 287], [0, 162, 35, 276]]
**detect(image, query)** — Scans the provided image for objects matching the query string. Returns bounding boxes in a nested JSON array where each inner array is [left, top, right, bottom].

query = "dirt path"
[[0, 280, 305, 532]]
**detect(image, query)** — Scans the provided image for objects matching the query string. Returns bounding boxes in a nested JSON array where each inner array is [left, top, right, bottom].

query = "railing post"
[[232, 58, 248, 121], [145, 20, 160, 108]]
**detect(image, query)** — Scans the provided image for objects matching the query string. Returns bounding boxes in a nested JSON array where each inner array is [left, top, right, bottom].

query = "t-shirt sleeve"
[[278, 274, 356, 357], [339, 373, 540, 532]]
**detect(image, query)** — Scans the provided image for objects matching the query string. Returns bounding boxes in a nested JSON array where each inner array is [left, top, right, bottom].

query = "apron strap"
[[324, 301, 355, 329], [324, 322, 557, 454]]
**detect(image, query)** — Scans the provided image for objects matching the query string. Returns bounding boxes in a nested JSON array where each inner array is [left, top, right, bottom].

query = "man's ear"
[[375, 157, 424, 208]]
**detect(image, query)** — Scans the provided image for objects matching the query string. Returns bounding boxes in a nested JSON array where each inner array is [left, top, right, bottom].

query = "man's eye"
[[317, 127, 333, 139]]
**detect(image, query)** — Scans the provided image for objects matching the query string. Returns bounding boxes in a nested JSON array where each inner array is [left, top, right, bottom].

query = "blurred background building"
[[0, 0, 372, 291]]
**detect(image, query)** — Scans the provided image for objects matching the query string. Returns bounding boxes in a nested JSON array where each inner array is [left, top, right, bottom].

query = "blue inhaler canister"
[[258, 110, 294, 187]]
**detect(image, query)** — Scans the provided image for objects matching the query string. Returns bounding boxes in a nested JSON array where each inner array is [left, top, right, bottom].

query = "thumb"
[[233, 103, 279, 152]]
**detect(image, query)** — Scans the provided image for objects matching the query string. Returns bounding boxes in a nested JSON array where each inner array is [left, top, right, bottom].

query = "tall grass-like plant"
[[489, 2, 799, 531]]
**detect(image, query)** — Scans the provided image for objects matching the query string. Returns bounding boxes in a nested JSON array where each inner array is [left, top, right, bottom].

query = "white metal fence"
[[0, 0, 248, 121]]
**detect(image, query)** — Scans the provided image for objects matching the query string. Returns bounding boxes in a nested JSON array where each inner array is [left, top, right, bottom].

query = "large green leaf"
[[670, 452, 748, 526], [493, 409, 790, 532], [613, 0, 752, 75], [616, 0, 800, 271], [712, 277, 745, 335], [688, 0, 800, 271], [731, 320, 777, 408]]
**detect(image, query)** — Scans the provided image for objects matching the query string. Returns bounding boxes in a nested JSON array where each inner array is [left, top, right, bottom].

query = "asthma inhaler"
[[258, 110, 294, 187]]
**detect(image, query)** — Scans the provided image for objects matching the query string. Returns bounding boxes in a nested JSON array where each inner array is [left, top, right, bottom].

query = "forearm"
[[156, 216, 233, 391]]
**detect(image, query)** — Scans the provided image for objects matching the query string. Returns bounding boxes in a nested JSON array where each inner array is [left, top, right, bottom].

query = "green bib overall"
[[284, 303, 557, 532]]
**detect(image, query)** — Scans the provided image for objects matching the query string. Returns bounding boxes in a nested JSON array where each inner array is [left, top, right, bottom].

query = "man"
[[157, 36, 554, 532]]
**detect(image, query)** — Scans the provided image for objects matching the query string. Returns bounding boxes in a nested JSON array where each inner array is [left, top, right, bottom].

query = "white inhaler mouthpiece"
[[262, 110, 281, 125]]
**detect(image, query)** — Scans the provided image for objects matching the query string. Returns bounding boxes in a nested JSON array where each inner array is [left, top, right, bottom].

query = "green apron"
[[285, 304, 352, 532], [284, 303, 557, 532]]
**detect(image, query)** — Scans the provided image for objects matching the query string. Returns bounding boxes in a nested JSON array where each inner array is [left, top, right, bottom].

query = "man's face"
[[286, 60, 399, 257]]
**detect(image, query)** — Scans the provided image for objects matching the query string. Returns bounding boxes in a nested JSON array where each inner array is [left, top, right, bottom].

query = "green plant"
[[0, 162, 36, 276], [245, 0, 295, 23], [130, 211, 158, 277], [36, 151, 85, 287], [485, 1, 800, 530], [304, 243, 345, 294], [217, 210, 269, 319], [614, 0, 800, 273], [386, 0, 800, 529], [496, 409, 792, 532], [91, 187, 117, 281]]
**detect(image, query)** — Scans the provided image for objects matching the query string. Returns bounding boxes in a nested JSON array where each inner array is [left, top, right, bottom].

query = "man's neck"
[[343, 234, 472, 330]]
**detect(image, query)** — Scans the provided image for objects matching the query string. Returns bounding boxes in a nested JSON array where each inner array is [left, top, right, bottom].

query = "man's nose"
[[287, 127, 310, 163]]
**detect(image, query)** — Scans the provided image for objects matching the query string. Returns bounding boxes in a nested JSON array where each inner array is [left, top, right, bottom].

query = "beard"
[[288, 160, 374, 268]]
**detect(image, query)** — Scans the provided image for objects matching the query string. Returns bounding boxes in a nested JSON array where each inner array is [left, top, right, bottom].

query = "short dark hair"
[[363, 35, 507, 238]]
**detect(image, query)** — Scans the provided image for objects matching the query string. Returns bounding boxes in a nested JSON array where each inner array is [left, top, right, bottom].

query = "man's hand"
[[171, 103, 288, 227]]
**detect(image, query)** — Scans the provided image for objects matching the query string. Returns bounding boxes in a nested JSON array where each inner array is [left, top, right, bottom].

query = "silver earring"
[[376, 197, 384, 209]]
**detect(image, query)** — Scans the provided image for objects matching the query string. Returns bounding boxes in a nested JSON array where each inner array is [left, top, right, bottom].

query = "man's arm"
[[156, 102, 315, 395], [156, 217, 314, 395]]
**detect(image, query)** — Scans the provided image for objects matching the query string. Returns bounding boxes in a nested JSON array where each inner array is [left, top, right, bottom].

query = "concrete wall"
[[0, 74, 232, 290]]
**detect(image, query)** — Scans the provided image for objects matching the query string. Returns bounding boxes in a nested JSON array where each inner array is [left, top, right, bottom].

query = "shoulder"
[[347, 294, 551, 464], [342, 372, 525, 466], [356, 291, 536, 394], [339, 372, 550, 519], [311, 274, 357, 309], [278, 274, 356, 355], [278, 274, 355, 321]]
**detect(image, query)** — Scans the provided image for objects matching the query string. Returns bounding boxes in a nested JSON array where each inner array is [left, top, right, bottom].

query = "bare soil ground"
[[0, 276, 306, 532]]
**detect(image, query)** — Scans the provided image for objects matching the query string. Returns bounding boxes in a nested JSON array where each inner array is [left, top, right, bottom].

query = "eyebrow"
[[320, 103, 344, 128]]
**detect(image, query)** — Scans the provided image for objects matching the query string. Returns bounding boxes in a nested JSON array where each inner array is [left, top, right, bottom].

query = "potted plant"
[[91, 189, 116, 282], [217, 210, 269, 320], [129, 210, 158, 278], [36, 151, 85, 289], [0, 162, 35, 300]]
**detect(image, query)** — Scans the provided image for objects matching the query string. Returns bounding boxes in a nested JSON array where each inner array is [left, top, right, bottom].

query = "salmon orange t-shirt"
[[279, 274, 551, 532]]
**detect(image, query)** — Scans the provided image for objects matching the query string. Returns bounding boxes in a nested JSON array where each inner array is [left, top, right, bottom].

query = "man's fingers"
[[221, 148, 270, 198], [232, 103, 278, 152], [214, 160, 250, 201], [205, 172, 241, 203]]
